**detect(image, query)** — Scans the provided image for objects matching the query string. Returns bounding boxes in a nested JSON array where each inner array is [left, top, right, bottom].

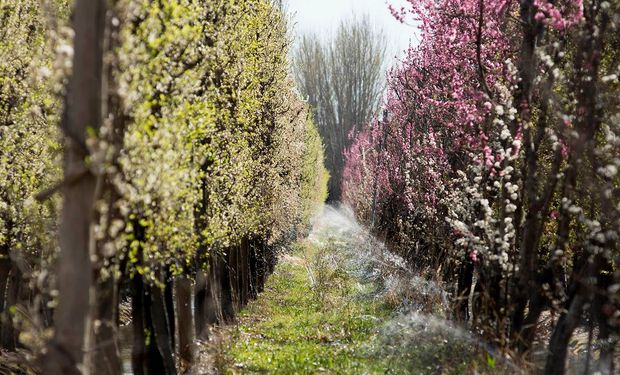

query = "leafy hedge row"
[[0, 0, 327, 373]]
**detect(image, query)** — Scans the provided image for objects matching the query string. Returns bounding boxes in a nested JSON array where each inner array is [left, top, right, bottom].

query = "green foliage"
[[0, 0, 328, 359], [0, 0, 65, 263], [486, 353, 496, 369], [299, 117, 329, 232], [87, 0, 328, 278]]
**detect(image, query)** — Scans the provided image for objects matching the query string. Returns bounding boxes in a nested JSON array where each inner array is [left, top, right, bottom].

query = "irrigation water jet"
[[308, 204, 525, 373]]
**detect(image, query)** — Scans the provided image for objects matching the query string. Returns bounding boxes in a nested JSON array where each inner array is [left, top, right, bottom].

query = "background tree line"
[[293, 15, 386, 202], [0, 0, 328, 374]]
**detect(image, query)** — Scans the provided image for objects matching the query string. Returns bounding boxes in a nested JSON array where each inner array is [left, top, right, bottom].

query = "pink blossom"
[[561, 143, 569, 158]]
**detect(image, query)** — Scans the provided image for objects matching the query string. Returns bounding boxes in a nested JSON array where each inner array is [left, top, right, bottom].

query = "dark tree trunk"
[[220, 250, 235, 323], [164, 271, 175, 352], [0, 241, 12, 349], [193, 142, 213, 338], [207, 254, 223, 325], [544, 292, 585, 375], [519, 290, 546, 352], [86, 8, 126, 372], [266, 244, 277, 276], [142, 283, 164, 375], [149, 275, 176, 375], [229, 245, 240, 312], [1, 265, 21, 350], [249, 239, 259, 299], [239, 239, 250, 307], [88, 275, 121, 375], [175, 276, 194, 370], [518, 268, 553, 353], [131, 272, 147, 375], [545, 251, 589, 375], [455, 259, 473, 322], [195, 254, 225, 339], [593, 263, 615, 375], [256, 241, 267, 294], [194, 270, 208, 340]]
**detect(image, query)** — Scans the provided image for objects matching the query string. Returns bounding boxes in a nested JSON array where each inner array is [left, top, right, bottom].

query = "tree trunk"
[[206, 255, 222, 324], [1, 265, 21, 350], [593, 263, 615, 375], [194, 270, 208, 341], [239, 239, 250, 307], [228, 245, 240, 313], [133, 273, 174, 375], [143, 285, 165, 375], [85, 7, 126, 372], [0, 241, 12, 349], [164, 271, 175, 352], [257, 240, 268, 293], [544, 292, 585, 375], [149, 275, 177, 375], [518, 268, 553, 353], [175, 276, 194, 370], [249, 239, 259, 299], [131, 272, 147, 375], [43, 0, 107, 373], [195, 254, 224, 340], [220, 250, 235, 323], [455, 259, 473, 322], [266, 244, 276, 276], [89, 275, 122, 375]]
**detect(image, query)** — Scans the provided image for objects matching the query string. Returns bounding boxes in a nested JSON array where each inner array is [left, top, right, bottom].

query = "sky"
[[285, 0, 418, 60]]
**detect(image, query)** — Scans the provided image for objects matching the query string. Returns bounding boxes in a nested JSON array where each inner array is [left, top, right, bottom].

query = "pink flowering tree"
[[344, 0, 619, 372]]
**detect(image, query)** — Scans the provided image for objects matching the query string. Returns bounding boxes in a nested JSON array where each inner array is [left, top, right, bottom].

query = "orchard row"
[[0, 1, 328, 374], [344, 0, 620, 373]]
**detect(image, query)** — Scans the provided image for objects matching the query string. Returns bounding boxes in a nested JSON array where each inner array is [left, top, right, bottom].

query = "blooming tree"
[[0, 0, 328, 373], [344, 0, 619, 372]]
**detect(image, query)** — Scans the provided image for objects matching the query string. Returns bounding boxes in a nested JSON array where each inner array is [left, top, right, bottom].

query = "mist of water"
[[308, 204, 524, 373]]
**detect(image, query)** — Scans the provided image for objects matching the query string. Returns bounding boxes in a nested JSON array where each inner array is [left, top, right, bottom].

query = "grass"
[[218, 240, 394, 374], [214, 224, 512, 374]]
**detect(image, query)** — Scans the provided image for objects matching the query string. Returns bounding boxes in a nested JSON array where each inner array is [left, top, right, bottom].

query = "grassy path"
[[218, 240, 393, 373], [210, 206, 508, 374]]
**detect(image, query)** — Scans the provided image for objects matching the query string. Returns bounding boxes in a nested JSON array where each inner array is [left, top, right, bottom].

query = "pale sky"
[[285, 0, 418, 60]]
